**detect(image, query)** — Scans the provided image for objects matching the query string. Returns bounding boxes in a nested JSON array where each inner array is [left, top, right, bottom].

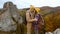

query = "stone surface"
[[45, 28, 60, 34], [53, 28, 60, 34], [45, 32, 53, 34], [0, 2, 23, 32]]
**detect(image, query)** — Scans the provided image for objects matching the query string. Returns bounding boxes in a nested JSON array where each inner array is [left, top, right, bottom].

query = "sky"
[[0, 0, 60, 9]]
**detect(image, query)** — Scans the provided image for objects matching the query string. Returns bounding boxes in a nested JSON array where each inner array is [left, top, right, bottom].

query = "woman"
[[33, 8, 44, 34]]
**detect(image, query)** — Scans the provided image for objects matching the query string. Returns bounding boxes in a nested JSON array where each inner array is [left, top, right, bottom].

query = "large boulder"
[[53, 28, 60, 34], [0, 2, 23, 32]]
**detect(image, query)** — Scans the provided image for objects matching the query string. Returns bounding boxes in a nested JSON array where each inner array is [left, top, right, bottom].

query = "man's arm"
[[26, 12, 37, 23]]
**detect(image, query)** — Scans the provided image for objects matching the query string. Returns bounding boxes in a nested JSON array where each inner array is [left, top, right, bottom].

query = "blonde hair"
[[30, 5, 35, 10], [35, 8, 40, 13]]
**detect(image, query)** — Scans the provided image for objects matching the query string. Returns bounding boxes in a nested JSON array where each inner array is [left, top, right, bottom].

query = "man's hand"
[[34, 18, 38, 21]]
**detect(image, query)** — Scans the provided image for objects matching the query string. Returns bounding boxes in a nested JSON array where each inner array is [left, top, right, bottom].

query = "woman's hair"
[[35, 9, 37, 14]]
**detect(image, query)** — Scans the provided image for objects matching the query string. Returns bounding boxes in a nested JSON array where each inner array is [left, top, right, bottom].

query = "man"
[[26, 5, 37, 34]]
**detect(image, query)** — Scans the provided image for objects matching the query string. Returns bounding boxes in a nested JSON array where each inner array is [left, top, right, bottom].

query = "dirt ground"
[[0, 31, 16, 34]]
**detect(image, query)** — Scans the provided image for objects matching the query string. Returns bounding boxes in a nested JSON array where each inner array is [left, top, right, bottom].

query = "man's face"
[[30, 8, 35, 12]]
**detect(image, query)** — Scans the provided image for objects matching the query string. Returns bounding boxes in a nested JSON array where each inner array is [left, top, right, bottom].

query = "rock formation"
[[0, 2, 23, 32]]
